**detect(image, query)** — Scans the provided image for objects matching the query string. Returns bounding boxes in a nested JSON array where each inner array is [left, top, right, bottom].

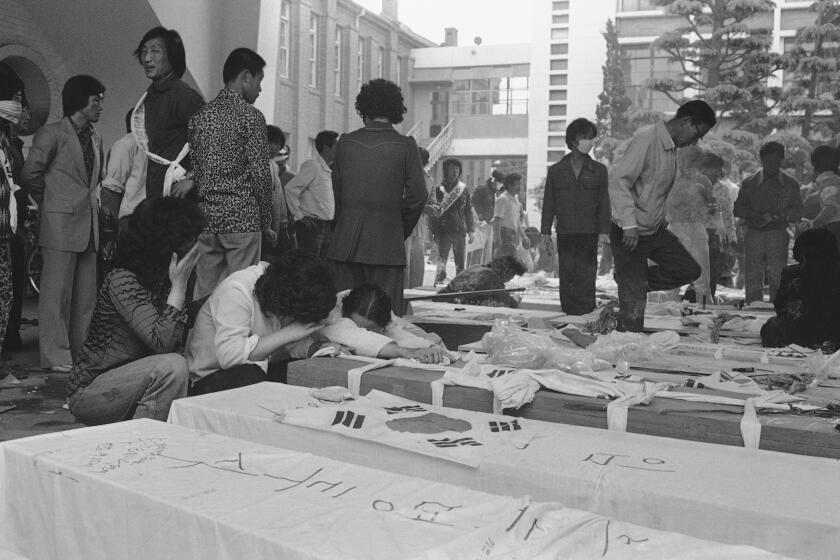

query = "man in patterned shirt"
[[189, 48, 273, 299]]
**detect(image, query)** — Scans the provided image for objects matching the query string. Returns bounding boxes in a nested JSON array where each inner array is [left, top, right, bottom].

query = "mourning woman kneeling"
[[67, 198, 205, 424]]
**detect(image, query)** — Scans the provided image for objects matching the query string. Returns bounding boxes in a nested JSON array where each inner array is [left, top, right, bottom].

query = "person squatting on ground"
[[436, 255, 527, 308], [284, 129, 338, 257], [66, 198, 204, 424], [429, 157, 475, 284], [21, 75, 106, 371], [321, 284, 447, 363], [327, 79, 427, 316], [186, 250, 337, 395], [609, 100, 715, 332], [761, 228, 840, 349], [540, 118, 610, 315], [734, 141, 803, 304], [190, 47, 273, 300]]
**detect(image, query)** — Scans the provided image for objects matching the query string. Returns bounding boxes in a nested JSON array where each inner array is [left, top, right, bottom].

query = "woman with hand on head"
[[67, 197, 205, 424]]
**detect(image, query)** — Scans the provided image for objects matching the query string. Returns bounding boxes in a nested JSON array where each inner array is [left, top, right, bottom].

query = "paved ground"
[[0, 298, 84, 442]]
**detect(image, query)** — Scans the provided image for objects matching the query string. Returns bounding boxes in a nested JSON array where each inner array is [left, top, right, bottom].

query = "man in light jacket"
[[21, 75, 106, 370], [609, 100, 716, 332]]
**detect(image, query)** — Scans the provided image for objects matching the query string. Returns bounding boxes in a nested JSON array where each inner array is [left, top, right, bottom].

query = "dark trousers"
[[295, 219, 330, 256], [610, 224, 701, 332], [743, 228, 789, 304], [437, 232, 466, 280], [557, 233, 599, 315], [707, 230, 725, 298], [3, 234, 24, 348], [332, 260, 405, 316], [189, 363, 267, 396]]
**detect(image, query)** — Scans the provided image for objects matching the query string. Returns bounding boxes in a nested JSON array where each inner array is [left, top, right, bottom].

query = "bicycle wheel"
[[26, 245, 42, 295]]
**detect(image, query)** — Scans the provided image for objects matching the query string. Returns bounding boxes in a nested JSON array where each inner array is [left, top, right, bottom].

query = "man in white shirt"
[[101, 112, 148, 234], [285, 130, 338, 256]]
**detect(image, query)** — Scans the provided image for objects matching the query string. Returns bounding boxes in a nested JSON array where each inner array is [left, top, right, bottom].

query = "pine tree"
[[595, 19, 632, 141], [778, 0, 840, 141], [650, 0, 785, 134]]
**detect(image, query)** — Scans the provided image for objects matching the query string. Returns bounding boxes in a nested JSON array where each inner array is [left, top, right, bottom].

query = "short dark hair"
[[491, 169, 506, 183], [315, 130, 339, 154], [134, 27, 188, 78], [223, 48, 266, 84], [266, 125, 286, 146], [341, 284, 392, 328], [114, 197, 206, 302], [490, 255, 527, 278], [759, 141, 785, 159], [811, 145, 840, 174], [62, 75, 105, 117], [0, 64, 23, 101], [675, 99, 717, 129], [253, 250, 336, 323], [565, 118, 597, 150], [419, 147, 430, 167], [442, 158, 462, 174], [355, 78, 407, 124], [504, 173, 522, 188]]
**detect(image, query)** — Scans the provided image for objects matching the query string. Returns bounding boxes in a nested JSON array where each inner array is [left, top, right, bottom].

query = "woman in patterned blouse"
[[67, 198, 205, 424]]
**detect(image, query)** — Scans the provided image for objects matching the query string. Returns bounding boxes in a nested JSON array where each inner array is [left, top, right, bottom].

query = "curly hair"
[[341, 284, 392, 328], [253, 250, 336, 322], [355, 79, 406, 124], [112, 198, 206, 303]]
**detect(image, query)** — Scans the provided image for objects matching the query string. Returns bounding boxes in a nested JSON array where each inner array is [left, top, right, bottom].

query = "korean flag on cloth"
[[280, 390, 535, 467]]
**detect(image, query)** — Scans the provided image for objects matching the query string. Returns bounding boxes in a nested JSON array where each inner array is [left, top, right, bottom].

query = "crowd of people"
[[1, 26, 839, 426]]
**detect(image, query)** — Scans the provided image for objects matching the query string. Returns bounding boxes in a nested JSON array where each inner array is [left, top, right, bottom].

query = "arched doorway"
[[0, 49, 54, 135]]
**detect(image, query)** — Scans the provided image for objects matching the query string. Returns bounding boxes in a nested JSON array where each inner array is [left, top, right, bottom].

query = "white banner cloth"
[[0, 420, 787, 560], [170, 383, 840, 559]]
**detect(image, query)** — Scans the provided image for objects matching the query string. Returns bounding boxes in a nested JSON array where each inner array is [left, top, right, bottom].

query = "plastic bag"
[[807, 349, 840, 381], [587, 330, 677, 363], [480, 319, 554, 369], [515, 242, 535, 272]]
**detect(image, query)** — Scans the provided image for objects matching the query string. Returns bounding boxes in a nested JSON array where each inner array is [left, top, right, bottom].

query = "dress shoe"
[[48, 364, 73, 373]]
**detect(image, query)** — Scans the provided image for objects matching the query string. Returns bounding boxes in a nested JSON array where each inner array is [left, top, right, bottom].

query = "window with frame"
[[334, 26, 344, 96], [450, 77, 529, 116], [619, 0, 658, 11], [309, 12, 320, 88], [279, 0, 291, 78], [357, 37, 366, 91], [620, 44, 682, 112]]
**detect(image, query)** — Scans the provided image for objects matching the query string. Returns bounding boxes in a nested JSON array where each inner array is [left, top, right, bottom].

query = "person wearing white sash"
[[129, 27, 204, 204], [428, 158, 475, 285]]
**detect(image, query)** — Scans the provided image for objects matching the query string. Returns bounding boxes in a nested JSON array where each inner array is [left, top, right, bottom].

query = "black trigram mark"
[[384, 405, 426, 414], [428, 437, 483, 448], [486, 368, 513, 379], [489, 420, 521, 432], [331, 410, 365, 429]]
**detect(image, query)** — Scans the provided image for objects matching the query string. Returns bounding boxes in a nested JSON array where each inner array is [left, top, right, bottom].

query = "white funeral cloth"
[[0, 419, 790, 560]]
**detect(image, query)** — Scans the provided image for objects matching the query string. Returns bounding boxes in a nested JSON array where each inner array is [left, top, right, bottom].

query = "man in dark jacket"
[[429, 158, 475, 284], [540, 119, 610, 314], [327, 79, 427, 315]]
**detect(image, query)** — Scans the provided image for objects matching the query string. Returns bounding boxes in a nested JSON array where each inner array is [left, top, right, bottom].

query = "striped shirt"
[[67, 268, 188, 396]]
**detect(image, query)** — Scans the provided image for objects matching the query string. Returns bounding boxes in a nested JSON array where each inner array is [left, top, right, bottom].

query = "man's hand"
[[598, 233, 610, 246], [263, 228, 278, 246], [621, 227, 639, 251], [297, 216, 317, 230], [468, 232, 475, 244], [170, 179, 195, 198]]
